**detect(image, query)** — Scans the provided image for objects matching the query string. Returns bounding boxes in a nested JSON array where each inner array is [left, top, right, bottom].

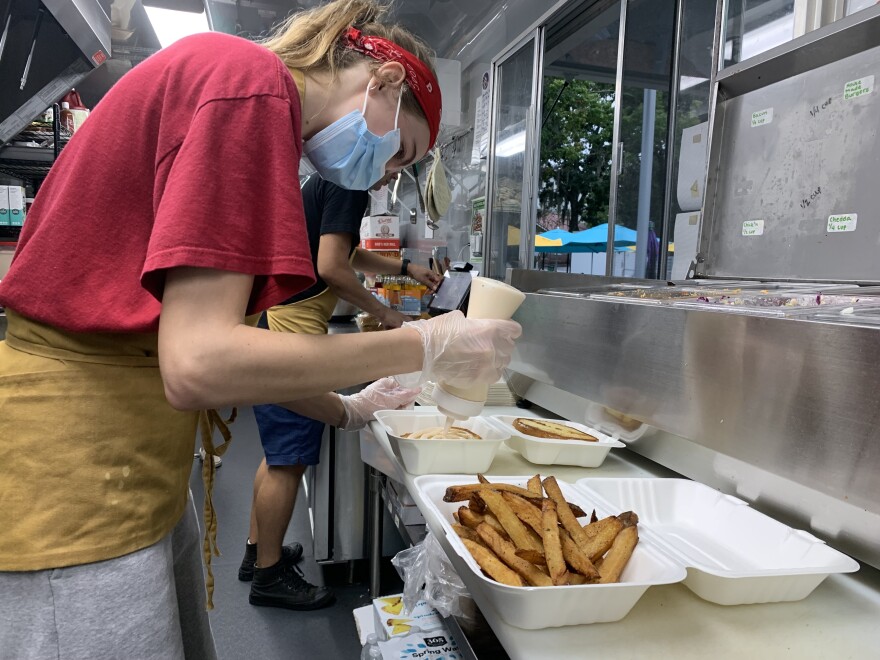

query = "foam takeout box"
[[413, 475, 859, 629]]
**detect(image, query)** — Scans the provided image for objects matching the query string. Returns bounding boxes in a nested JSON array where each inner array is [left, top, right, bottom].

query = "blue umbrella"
[[571, 223, 638, 248]]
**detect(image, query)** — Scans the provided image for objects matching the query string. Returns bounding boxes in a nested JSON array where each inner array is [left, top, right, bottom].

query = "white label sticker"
[[827, 214, 857, 232], [844, 76, 873, 101], [742, 220, 764, 236], [751, 108, 773, 127]]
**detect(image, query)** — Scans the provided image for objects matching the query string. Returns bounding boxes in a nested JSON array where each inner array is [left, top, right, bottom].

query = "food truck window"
[[486, 34, 540, 280], [535, 0, 676, 279]]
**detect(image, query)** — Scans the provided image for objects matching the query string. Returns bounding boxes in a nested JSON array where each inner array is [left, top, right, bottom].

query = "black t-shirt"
[[280, 176, 369, 305]]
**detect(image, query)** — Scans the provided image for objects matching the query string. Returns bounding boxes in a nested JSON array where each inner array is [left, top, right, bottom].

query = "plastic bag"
[[391, 532, 470, 619]]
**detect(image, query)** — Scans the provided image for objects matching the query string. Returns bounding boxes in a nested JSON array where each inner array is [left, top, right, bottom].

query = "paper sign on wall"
[[844, 76, 873, 100], [827, 214, 857, 232], [742, 220, 764, 236], [751, 108, 773, 127]]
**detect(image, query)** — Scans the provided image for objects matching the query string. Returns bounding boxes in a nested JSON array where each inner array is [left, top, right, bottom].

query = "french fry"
[[543, 477, 601, 577], [581, 516, 625, 562], [514, 548, 546, 565], [527, 474, 542, 496], [504, 491, 599, 579], [443, 483, 542, 502], [475, 523, 552, 587], [444, 482, 588, 513], [480, 490, 543, 552], [477, 474, 491, 484], [468, 493, 487, 514], [461, 539, 524, 587], [541, 499, 567, 585], [590, 509, 599, 524], [458, 506, 482, 530], [618, 511, 639, 528], [566, 572, 589, 585], [483, 513, 510, 539], [453, 523, 481, 543], [453, 511, 460, 524], [566, 502, 589, 519], [460, 507, 510, 540], [501, 493, 543, 535], [559, 532, 600, 579], [598, 524, 638, 583]]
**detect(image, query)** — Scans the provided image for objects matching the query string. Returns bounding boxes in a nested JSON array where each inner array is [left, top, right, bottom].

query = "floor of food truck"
[[188, 407, 394, 660]]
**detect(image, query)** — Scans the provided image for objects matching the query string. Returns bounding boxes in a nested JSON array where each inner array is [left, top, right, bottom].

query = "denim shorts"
[[253, 404, 325, 466]]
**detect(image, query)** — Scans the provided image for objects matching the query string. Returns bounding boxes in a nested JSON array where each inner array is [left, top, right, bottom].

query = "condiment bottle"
[[432, 277, 526, 421], [59, 102, 75, 133]]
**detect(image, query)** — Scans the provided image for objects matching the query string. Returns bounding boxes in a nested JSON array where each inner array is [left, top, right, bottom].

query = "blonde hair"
[[263, 0, 436, 124]]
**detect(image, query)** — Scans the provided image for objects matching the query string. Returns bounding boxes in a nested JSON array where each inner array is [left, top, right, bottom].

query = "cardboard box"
[[361, 237, 401, 251], [7, 186, 25, 227], [378, 630, 460, 660], [0, 187, 9, 226], [360, 214, 400, 240], [372, 595, 444, 641], [386, 482, 425, 526]]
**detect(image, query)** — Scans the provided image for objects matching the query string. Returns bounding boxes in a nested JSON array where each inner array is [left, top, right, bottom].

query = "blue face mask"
[[303, 82, 402, 190]]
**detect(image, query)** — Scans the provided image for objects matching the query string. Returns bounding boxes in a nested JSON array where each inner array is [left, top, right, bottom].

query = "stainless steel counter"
[[506, 270, 880, 570]]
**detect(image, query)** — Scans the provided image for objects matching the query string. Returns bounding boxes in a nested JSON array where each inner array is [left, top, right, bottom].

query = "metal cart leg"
[[368, 467, 385, 598]]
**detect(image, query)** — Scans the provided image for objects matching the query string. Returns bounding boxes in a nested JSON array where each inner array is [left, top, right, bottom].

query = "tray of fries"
[[576, 478, 860, 605], [492, 415, 625, 467], [374, 411, 508, 475], [413, 474, 686, 629]]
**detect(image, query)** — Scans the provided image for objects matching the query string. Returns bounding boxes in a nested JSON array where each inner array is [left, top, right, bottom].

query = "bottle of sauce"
[[432, 277, 526, 422], [59, 102, 75, 133]]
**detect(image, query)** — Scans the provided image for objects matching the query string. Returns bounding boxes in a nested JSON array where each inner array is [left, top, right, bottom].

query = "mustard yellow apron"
[[0, 310, 231, 607]]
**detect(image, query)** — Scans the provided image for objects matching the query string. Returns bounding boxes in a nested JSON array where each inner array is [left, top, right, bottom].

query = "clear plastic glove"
[[398, 311, 522, 389], [339, 377, 422, 431]]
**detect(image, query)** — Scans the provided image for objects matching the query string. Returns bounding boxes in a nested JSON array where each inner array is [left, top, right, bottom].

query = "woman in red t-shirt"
[[0, 1, 519, 657]]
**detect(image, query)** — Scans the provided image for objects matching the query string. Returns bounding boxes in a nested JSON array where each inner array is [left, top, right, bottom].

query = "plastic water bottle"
[[360, 633, 382, 660]]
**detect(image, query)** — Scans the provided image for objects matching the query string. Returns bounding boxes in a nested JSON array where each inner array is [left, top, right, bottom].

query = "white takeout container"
[[492, 415, 625, 468], [575, 478, 860, 605], [413, 475, 860, 629], [413, 475, 686, 629], [373, 411, 507, 476]]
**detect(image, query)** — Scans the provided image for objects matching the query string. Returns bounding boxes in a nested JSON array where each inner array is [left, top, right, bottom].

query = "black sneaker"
[[249, 561, 335, 611], [238, 541, 304, 582]]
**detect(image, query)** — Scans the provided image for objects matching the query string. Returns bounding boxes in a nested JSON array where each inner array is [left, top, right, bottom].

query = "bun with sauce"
[[402, 427, 482, 440], [512, 418, 598, 442]]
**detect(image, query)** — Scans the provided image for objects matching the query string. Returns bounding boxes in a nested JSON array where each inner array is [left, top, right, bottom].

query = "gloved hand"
[[398, 311, 522, 389], [339, 377, 422, 431]]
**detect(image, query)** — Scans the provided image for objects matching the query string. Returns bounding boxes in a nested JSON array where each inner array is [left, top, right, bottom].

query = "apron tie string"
[[198, 407, 236, 610]]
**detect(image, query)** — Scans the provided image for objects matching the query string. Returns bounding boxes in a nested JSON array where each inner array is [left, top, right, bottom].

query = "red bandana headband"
[[342, 27, 442, 150]]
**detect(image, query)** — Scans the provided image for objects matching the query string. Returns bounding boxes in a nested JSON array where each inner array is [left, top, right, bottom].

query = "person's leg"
[[255, 463, 306, 567], [247, 457, 269, 543], [248, 404, 333, 610], [238, 405, 308, 582]]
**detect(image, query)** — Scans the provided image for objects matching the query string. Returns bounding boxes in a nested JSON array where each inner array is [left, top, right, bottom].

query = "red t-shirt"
[[0, 33, 315, 333]]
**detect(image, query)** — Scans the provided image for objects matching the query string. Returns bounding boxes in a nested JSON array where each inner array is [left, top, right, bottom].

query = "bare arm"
[[318, 233, 406, 326], [351, 248, 406, 275], [280, 392, 345, 426], [352, 249, 441, 291], [158, 267, 423, 410]]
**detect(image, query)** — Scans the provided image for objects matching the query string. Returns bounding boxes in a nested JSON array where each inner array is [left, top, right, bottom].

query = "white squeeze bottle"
[[432, 277, 526, 422]]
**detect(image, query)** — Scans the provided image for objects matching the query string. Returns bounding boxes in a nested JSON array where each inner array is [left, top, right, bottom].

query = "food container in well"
[[412, 475, 687, 629], [492, 415, 625, 468], [373, 411, 508, 476], [574, 478, 860, 605]]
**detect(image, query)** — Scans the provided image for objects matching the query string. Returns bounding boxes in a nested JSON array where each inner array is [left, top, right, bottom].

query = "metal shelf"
[[716, 3, 880, 99]]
